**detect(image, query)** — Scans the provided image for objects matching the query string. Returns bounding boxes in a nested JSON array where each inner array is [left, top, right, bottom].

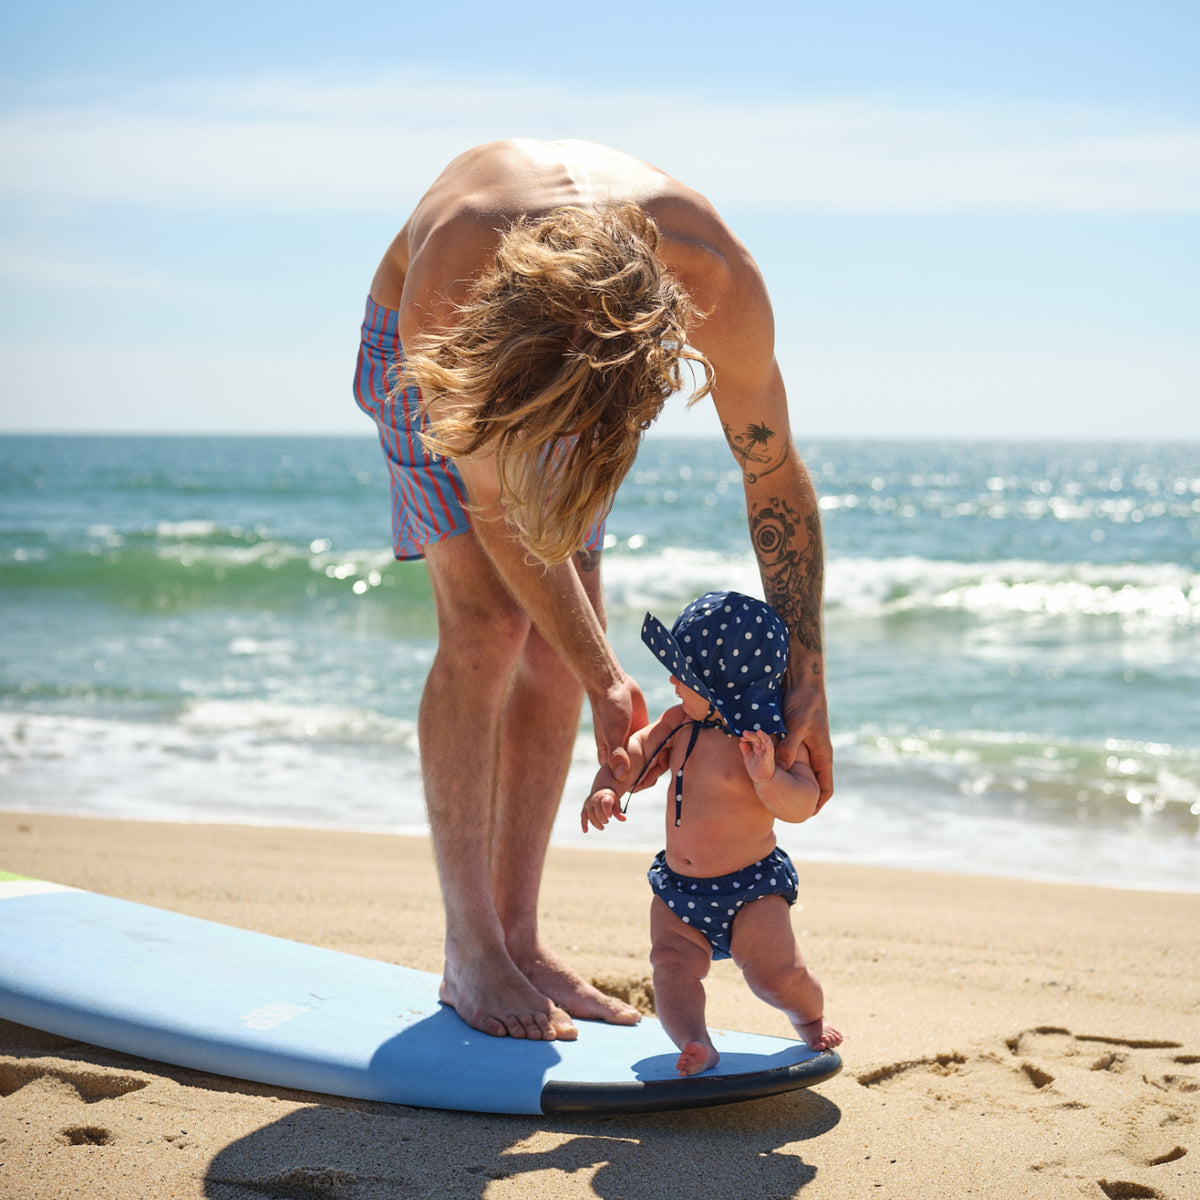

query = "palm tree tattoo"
[[723, 421, 785, 484], [749, 497, 824, 656]]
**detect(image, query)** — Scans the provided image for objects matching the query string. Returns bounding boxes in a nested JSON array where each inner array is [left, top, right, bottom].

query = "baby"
[[582, 590, 842, 1076]]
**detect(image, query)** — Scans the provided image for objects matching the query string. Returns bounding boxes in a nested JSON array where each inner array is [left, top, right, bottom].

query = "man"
[[354, 139, 832, 1042]]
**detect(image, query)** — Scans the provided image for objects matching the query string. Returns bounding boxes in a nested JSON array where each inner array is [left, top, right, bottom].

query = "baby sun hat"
[[640, 590, 788, 737]]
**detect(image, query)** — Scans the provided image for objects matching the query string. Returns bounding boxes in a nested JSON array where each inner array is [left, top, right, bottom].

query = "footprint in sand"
[[59, 1125, 115, 1146], [0, 1060, 150, 1103], [854, 1026, 1196, 1200], [1, 1059, 152, 1163]]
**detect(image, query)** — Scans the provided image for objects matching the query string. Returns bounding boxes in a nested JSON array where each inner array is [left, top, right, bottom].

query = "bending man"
[[354, 139, 832, 1041]]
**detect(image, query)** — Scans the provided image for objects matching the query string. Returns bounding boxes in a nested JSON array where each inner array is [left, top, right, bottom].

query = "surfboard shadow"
[[204, 1083, 842, 1200]]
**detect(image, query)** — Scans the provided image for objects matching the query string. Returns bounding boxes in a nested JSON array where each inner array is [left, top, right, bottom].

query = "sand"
[[1, 810, 1196, 1199]]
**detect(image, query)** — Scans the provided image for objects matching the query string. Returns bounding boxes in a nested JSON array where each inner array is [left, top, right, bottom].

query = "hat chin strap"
[[621, 701, 733, 827]]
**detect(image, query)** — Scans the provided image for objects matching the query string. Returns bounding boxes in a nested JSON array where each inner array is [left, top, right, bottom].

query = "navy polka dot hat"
[[640, 590, 788, 737]]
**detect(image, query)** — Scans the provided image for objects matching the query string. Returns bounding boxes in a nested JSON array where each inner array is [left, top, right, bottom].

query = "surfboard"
[[0, 873, 841, 1115]]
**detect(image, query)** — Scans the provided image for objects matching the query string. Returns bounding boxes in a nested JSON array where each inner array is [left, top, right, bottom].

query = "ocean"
[[2, 434, 1197, 893]]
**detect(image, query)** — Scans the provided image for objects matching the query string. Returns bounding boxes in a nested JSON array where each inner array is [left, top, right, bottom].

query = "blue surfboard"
[[0, 874, 840, 1115]]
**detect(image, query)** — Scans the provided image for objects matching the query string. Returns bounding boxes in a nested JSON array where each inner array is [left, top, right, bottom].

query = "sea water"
[[2, 434, 1197, 892]]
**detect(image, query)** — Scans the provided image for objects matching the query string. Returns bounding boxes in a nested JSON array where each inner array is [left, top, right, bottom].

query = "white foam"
[[600, 547, 1200, 631], [180, 699, 419, 747], [0, 710, 425, 829], [3, 709, 1197, 893]]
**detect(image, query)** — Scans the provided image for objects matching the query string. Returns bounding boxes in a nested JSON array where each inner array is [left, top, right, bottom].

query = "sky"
[[0, 0, 1197, 441]]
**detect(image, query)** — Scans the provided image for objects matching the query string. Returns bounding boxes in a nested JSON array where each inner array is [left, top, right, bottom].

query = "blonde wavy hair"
[[401, 203, 713, 564]]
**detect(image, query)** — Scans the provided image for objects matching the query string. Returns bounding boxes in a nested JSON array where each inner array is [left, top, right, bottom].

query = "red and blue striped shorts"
[[353, 297, 606, 561]]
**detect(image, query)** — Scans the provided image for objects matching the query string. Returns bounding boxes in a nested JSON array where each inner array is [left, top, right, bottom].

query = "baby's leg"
[[730, 896, 843, 1051], [649, 897, 720, 1076]]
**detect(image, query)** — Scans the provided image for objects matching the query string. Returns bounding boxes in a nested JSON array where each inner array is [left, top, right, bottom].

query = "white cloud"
[[3, 335, 1196, 439], [2, 70, 1197, 215]]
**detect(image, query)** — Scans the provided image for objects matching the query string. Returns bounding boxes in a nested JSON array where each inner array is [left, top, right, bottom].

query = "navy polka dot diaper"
[[648, 847, 799, 960]]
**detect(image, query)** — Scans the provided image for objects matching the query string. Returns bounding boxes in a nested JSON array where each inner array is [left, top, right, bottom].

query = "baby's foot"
[[797, 1017, 843, 1051], [676, 1040, 720, 1076]]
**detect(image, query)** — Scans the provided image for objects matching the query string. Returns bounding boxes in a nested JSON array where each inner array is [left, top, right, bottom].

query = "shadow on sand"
[[204, 1084, 841, 1199]]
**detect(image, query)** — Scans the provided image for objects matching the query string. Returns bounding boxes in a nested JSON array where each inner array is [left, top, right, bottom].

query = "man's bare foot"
[[519, 946, 642, 1026], [440, 953, 578, 1041], [676, 1040, 720, 1076], [797, 1016, 843, 1051]]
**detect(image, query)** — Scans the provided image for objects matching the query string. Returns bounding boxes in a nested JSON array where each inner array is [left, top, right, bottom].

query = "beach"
[[3, 435, 1197, 1196], [2, 811, 1196, 1200]]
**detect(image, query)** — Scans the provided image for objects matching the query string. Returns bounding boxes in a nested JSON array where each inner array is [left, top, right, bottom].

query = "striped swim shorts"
[[353, 296, 606, 562]]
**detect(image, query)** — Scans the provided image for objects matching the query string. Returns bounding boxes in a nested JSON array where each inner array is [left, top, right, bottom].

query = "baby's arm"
[[581, 708, 682, 832], [740, 730, 822, 823]]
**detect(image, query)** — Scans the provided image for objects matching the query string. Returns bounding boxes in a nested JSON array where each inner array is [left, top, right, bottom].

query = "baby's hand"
[[581, 788, 626, 833], [739, 729, 777, 784]]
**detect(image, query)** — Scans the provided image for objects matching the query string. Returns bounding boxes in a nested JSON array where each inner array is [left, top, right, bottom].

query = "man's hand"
[[777, 680, 834, 810], [589, 673, 648, 779]]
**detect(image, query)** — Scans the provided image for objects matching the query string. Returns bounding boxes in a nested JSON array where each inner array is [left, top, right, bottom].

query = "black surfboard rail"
[[540, 1048, 842, 1115]]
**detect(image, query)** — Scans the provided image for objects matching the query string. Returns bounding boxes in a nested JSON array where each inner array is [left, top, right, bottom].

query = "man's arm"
[[739, 394, 833, 809], [687, 246, 834, 808], [452, 453, 649, 772]]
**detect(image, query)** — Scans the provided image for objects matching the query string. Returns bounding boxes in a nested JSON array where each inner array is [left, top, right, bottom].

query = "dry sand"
[[1, 811, 1196, 1199]]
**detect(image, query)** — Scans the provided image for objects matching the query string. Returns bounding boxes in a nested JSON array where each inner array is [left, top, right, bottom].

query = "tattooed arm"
[[677, 237, 834, 807], [745, 452, 833, 808], [736, 407, 833, 808]]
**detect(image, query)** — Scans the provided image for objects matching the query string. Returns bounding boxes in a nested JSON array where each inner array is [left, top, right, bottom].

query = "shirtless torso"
[[368, 140, 785, 479], [372, 140, 730, 310]]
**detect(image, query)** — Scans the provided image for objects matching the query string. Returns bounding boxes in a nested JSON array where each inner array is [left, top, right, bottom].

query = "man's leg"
[[491, 553, 640, 1025], [419, 532, 576, 1040]]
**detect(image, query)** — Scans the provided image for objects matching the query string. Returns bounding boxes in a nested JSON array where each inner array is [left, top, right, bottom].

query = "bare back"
[[368, 139, 771, 384]]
